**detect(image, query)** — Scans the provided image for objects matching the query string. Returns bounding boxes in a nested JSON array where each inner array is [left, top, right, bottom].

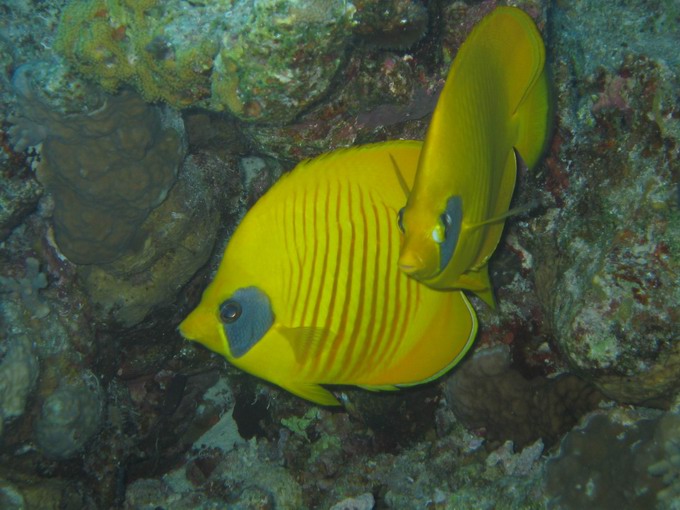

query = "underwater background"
[[0, 0, 678, 508]]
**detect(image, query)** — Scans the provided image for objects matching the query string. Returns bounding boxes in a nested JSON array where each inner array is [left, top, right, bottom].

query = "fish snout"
[[398, 252, 423, 275], [399, 249, 432, 279], [178, 311, 201, 341], [399, 236, 441, 280], [179, 308, 226, 356]]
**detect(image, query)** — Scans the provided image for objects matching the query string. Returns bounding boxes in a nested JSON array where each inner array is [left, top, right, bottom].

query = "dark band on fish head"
[[439, 195, 462, 272], [397, 207, 406, 233], [220, 286, 274, 358]]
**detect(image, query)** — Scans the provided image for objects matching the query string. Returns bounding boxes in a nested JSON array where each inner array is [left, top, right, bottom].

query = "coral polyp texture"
[[34, 371, 104, 459], [0, 257, 49, 319], [443, 346, 604, 449], [10, 62, 185, 265], [6, 59, 233, 327], [546, 409, 680, 510], [56, 0, 356, 123]]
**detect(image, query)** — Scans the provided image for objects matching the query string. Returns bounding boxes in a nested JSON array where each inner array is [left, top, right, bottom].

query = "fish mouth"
[[178, 307, 230, 356], [177, 319, 194, 341], [178, 309, 207, 343], [398, 252, 439, 280], [400, 265, 440, 281]]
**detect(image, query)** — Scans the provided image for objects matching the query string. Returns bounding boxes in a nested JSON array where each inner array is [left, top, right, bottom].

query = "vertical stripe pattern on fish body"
[[180, 141, 478, 405]]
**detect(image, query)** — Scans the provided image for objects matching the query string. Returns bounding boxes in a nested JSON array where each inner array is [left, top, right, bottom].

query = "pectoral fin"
[[279, 326, 336, 364]]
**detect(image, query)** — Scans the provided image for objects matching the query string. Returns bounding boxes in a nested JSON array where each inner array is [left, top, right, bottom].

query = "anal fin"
[[283, 382, 340, 406]]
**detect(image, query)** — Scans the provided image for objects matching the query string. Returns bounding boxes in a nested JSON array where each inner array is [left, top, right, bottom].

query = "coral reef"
[[443, 345, 604, 448], [330, 493, 375, 510], [0, 257, 50, 319], [0, 336, 39, 438], [352, 0, 428, 50], [124, 397, 551, 509], [240, 48, 435, 161], [237, 154, 283, 207], [56, 0, 220, 108], [123, 373, 304, 509], [0, 473, 91, 510], [0, 166, 42, 242], [0, 0, 678, 508], [545, 408, 680, 509], [56, 0, 356, 123], [648, 412, 680, 507], [10, 61, 185, 266], [77, 149, 231, 327], [523, 0, 680, 404], [34, 370, 103, 459], [6, 59, 236, 327], [211, 0, 355, 123], [242, 0, 547, 161]]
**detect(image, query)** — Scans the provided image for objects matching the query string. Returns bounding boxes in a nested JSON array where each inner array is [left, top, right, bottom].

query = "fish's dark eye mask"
[[221, 287, 274, 358], [439, 195, 462, 272]]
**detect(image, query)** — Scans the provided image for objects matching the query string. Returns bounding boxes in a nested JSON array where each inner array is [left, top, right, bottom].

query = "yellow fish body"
[[398, 7, 551, 305], [180, 142, 478, 406]]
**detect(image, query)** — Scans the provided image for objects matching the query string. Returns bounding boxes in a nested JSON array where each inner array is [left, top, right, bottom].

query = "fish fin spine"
[[389, 153, 411, 198]]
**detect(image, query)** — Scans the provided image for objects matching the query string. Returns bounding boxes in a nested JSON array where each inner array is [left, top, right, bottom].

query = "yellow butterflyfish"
[[180, 142, 477, 406], [398, 6, 552, 306]]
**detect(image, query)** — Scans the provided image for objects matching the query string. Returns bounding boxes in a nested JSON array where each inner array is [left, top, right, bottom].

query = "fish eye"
[[440, 210, 452, 231], [432, 223, 445, 244], [397, 208, 405, 233], [433, 208, 453, 244], [219, 300, 241, 323]]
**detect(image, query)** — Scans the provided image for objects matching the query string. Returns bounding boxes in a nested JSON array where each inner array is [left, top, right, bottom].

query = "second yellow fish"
[[398, 7, 551, 305], [180, 142, 477, 405]]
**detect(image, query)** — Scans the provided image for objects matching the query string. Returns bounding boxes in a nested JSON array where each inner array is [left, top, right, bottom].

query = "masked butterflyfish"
[[180, 141, 478, 406], [398, 6, 551, 306]]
